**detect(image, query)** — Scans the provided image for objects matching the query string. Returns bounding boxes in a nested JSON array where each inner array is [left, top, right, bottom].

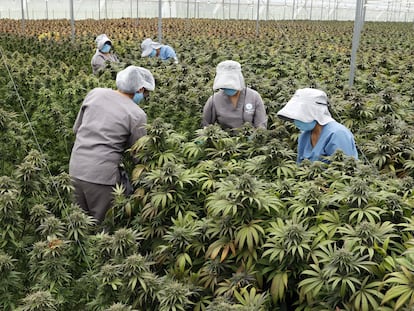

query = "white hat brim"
[[141, 42, 162, 57], [213, 72, 245, 90], [277, 94, 334, 125]]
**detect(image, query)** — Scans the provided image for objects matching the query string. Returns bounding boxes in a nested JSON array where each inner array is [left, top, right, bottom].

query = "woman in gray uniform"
[[69, 66, 155, 223], [202, 60, 267, 130], [91, 34, 120, 75]]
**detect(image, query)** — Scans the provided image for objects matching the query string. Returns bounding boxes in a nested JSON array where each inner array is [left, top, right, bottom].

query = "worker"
[[140, 38, 179, 64], [202, 60, 267, 130], [277, 87, 358, 163], [91, 34, 119, 75], [69, 66, 155, 223]]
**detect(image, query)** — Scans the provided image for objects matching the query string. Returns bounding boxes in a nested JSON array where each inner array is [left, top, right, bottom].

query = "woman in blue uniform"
[[140, 38, 178, 64], [277, 88, 358, 163]]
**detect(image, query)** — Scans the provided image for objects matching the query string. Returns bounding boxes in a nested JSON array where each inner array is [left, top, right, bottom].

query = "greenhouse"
[[2, 0, 414, 21], [1, 0, 414, 310]]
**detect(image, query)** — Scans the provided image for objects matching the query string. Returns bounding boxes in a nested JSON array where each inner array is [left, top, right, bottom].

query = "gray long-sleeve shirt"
[[202, 88, 267, 130], [91, 50, 119, 75], [69, 88, 146, 185]]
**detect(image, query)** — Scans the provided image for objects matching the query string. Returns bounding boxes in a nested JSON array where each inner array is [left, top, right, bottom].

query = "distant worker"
[[69, 66, 155, 223], [140, 38, 179, 64], [91, 34, 119, 75], [277, 88, 358, 163], [202, 60, 267, 131]]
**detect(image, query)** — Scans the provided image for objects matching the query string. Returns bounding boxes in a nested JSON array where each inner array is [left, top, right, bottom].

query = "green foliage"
[[1, 18, 414, 311]]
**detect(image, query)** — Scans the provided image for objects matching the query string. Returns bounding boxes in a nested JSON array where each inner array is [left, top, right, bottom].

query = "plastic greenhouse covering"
[[1, 0, 414, 21]]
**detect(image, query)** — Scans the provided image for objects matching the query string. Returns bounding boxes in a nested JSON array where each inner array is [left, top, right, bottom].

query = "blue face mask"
[[222, 88, 238, 96], [294, 120, 317, 132], [149, 49, 157, 58], [133, 92, 144, 104], [100, 43, 111, 53]]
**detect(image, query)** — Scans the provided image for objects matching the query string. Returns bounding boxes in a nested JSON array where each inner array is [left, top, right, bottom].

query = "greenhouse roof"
[[1, 0, 414, 21]]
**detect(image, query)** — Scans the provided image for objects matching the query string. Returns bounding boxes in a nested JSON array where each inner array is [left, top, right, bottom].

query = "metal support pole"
[[158, 0, 162, 43], [136, 0, 139, 25], [70, 0, 75, 41], [349, 0, 366, 86], [105, 0, 108, 19], [256, 0, 260, 35], [237, 0, 240, 19], [310, 0, 313, 20], [266, 0, 269, 20], [398, 1, 402, 21], [335, 0, 339, 20], [186, 0, 189, 18], [98, 0, 100, 20], [20, 0, 25, 31], [292, 0, 295, 20], [45, 0, 49, 19], [320, 0, 324, 20], [327, 0, 331, 19], [386, 1, 390, 22]]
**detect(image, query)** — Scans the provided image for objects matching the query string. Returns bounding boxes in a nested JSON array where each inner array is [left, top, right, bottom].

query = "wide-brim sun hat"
[[95, 34, 112, 50], [141, 38, 162, 57], [213, 60, 245, 91], [116, 66, 155, 94], [277, 88, 335, 125]]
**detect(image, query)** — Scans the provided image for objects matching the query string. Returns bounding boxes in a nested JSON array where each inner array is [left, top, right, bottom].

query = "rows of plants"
[[1, 18, 414, 310]]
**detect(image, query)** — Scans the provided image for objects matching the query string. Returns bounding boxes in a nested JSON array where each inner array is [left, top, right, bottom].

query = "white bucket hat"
[[213, 60, 245, 91], [141, 38, 162, 57], [95, 34, 112, 50], [277, 88, 335, 125]]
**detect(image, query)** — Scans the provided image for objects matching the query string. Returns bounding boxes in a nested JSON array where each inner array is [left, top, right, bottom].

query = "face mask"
[[100, 43, 111, 53], [133, 92, 144, 104], [294, 120, 317, 132], [222, 88, 238, 96], [149, 49, 156, 58]]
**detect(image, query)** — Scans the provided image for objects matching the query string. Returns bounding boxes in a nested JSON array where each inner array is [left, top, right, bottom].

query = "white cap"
[[141, 38, 162, 57], [277, 88, 335, 125], [213, 60, 245, 91], [116, 66, 155, 94], [95, 34, 112, 50]]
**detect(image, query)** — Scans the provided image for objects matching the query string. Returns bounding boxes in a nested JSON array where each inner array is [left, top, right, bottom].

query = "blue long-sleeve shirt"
[[297, 121, 358, 163], [159, 45, 177, 60]]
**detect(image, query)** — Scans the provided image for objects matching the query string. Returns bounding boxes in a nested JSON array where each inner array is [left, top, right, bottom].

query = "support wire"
[[0, 46, 91, 270]]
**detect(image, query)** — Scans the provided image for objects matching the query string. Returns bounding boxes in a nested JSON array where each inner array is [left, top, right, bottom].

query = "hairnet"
[[141, 38, 162, 57], [95, 34, 112, 50], [116, 66, 155, 94], [277, 88, 335, 125], [213, 60, 245, 90]]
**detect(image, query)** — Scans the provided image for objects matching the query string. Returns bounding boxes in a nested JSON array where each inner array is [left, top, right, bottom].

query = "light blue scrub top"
[[159, 45, 177, 60], [297, 121, 358, 163]]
